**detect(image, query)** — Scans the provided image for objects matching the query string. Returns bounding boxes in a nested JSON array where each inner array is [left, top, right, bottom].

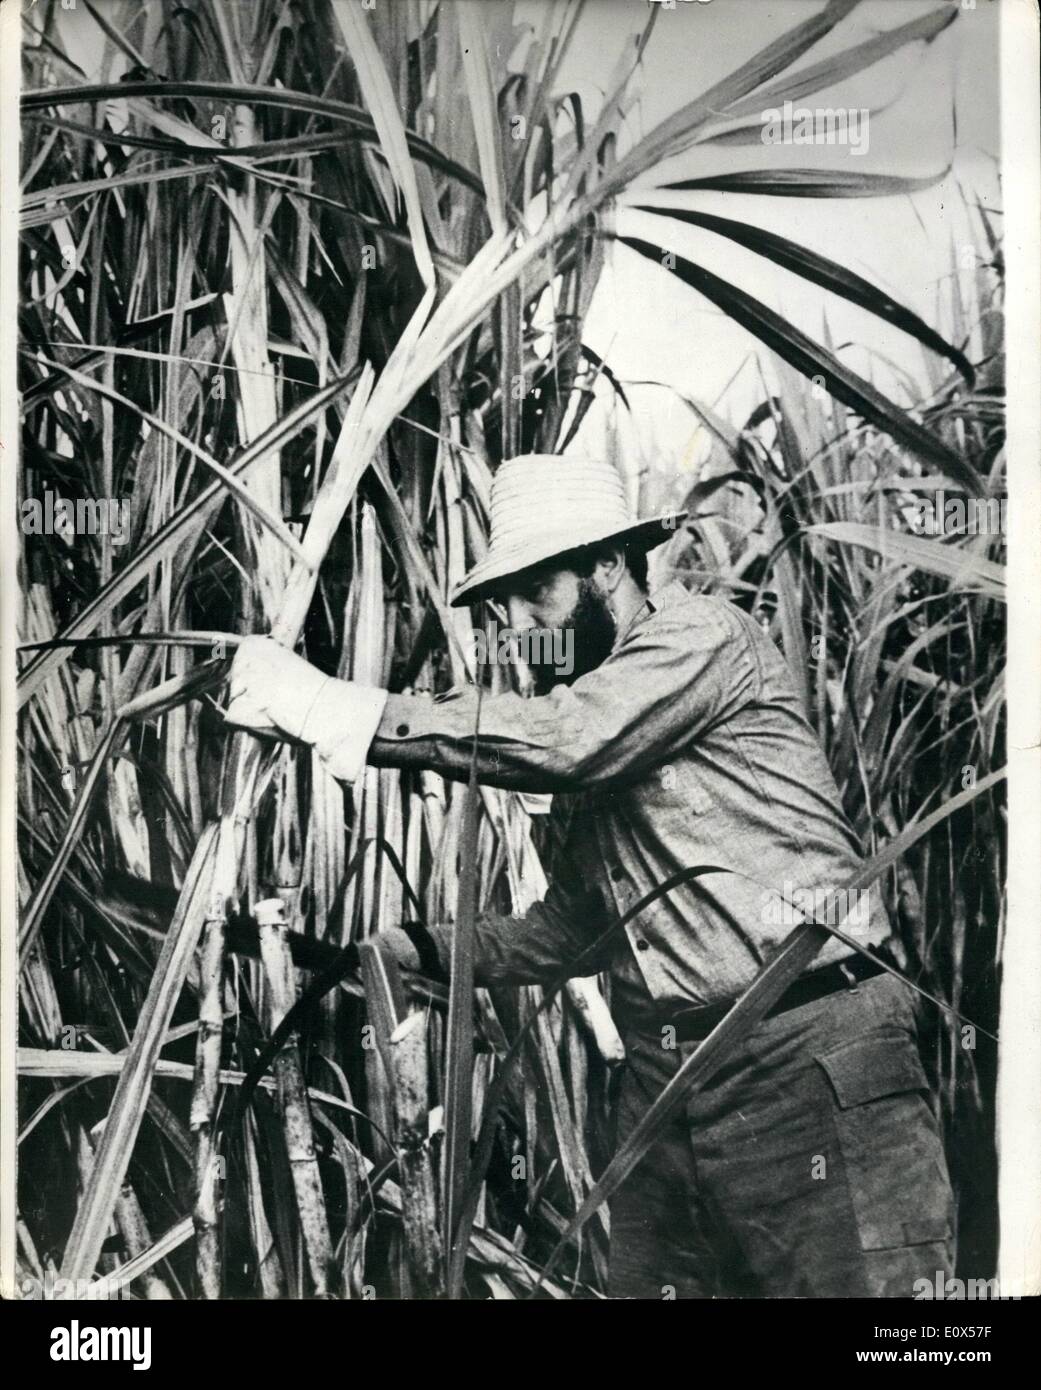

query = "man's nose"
[[506, 597, 535, 631]]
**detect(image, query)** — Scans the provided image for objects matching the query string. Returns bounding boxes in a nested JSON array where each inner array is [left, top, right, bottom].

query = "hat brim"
[[449, 512, 689, 608]]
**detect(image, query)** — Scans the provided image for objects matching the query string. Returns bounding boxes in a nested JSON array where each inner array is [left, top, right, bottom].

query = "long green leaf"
[[809, 521, 1006, 599], [632, 206, 974, 383], [17, 372, 358, 707], [661, 167, 948, 198], [444, 701, 483, 1297], [59, 826, 219, 1284], [723, 5, 957, 120], [21, 81, 483, 194], [617, 235, 980, 488]]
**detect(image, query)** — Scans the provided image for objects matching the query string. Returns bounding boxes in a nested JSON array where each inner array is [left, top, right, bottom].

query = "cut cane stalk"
[[190, 883, 228, 1299], [254, 897, 334, 1297], [389, 1012, 443, 1298]]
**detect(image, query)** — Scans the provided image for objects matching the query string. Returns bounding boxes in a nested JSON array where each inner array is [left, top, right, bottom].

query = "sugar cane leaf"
[[59, 826, 219, 1284], [631, 207, 974, 384], [457, 5, 508, 237], [659, 167, 949, 198], [444, 719, 482, 1296], [591, 0, 862, 201], [21, 82, 483, 194], [723, 5, 956, 120], [30, 355, 311, 563], [808, 521, 1006, 600], [17, 373, 358, 708], [329, 2, 435, 289], [616, 236, 980, 489], [19, 719, 126, 962]]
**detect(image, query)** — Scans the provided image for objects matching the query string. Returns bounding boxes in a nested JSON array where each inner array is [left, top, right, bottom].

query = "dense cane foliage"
[[16, 0, 1003, 1298]]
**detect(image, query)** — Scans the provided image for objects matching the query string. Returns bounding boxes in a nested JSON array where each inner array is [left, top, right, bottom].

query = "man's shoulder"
[[640, 583, 754, 644]]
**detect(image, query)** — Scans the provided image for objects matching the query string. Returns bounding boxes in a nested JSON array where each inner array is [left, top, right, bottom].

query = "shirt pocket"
[[815, 1032, 954, 1252]]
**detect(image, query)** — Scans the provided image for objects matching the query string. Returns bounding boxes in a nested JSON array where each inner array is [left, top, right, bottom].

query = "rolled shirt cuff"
[[302, 678, 389, 785]]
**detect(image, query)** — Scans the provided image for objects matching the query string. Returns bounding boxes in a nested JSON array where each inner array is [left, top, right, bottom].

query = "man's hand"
[[225, 636, 330, 741], [225, 636, 389, 783]]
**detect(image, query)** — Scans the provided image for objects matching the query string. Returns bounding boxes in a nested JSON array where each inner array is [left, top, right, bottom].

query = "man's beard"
[[532, 577, 616, 693]]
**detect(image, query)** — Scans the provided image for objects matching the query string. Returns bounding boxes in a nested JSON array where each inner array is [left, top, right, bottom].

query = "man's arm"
[[225, 595, 759, 791], [224, 639, 628, 985], [381, 796, 613, 985], [378, 877, 613, 987], [287, 599, 759, 794], [368, 603, 754, 792]]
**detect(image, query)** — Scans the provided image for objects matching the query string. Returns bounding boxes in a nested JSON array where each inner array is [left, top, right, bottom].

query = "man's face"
[[498, 561, 616, 690]]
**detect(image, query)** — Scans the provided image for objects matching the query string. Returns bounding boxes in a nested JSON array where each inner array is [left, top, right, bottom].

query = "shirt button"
[[610, 866, 625, 882], [395, 723, 410, 736], [635, 939, 650, 951]]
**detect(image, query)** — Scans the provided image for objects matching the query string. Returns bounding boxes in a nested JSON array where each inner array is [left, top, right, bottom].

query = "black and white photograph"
[[2, 0, 1039, 1341]]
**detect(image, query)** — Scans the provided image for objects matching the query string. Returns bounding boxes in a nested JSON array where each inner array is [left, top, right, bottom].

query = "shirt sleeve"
[[369, 598, 759, 792], [305, 681, 388, 785], [377, 806, 615, 986]]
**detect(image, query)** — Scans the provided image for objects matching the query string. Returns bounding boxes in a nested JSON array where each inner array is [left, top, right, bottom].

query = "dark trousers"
[[608, 973, 955, 1298]]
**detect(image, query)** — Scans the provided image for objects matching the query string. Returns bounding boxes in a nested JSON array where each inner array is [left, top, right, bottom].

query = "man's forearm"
[[227, 601, 752, 794], [378, 889, 611, 987], [367, 684, 663, 792]]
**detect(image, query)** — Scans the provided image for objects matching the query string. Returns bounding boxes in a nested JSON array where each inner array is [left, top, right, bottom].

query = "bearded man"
[[226, 452, 955, 1298]]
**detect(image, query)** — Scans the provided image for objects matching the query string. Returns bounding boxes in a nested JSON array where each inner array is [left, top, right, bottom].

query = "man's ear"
[[593, 545, 626, 594]]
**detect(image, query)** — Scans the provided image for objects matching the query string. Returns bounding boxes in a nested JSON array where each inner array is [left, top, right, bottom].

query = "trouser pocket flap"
[[815, 1032, 952, 1253], [817, 1032, 929, 1107]]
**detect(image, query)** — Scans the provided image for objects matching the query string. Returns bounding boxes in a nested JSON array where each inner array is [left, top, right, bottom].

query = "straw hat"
[[451, 454, 687, 607]]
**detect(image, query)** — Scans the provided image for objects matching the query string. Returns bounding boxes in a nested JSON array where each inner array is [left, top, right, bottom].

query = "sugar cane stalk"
[[254, 897, 333, 1297], [190, 871, 229, 1298], [390, 1011, 443, 1298]]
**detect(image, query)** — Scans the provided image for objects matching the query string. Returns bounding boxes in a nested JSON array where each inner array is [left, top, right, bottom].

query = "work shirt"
[[363, 582, 890, 1015]]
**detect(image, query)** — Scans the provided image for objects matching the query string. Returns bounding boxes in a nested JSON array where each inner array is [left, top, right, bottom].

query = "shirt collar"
[[612, 580, 683, 651]]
